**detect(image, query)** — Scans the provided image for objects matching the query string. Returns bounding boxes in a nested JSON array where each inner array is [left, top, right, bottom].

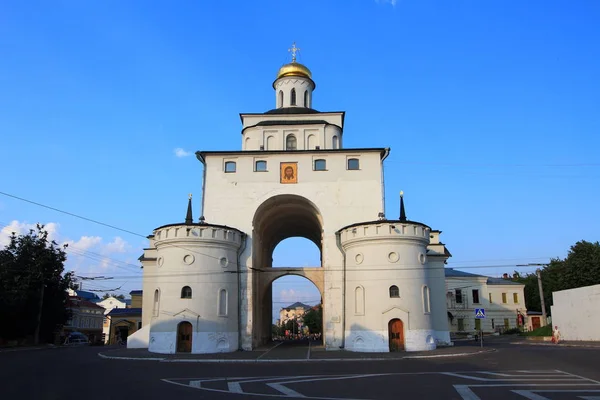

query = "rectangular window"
[[347, 158, 360, 170], [255, 160, 267, 172], [455, 289, 463, 304], [489, 293, 492, 303], [513, 293, 519, 304], [502, 293, 507, 304], [314, 159, 326, 171], [504, 318, 510, 329], [224, 161, 236, 173], [472, 289, 480, 304], [475, 319, 481, 331], [457, 318, 464, 331]]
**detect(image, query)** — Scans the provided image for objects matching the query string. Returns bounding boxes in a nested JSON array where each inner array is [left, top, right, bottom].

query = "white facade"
[[445, 269, 527, 333], [96, 296, 127, 343], [551, 284, 600, 341], [138, 55, 452, 353]]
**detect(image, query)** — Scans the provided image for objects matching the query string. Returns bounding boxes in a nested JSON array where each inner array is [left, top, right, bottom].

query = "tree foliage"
[[0, 224, 74, 343], [512, 240, 600, 315], [303, 305, 322, 334], [102, 293, 125, 300]]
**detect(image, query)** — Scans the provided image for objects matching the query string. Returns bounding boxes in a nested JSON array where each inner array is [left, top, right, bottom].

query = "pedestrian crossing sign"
[[475, 308, 486, 318]]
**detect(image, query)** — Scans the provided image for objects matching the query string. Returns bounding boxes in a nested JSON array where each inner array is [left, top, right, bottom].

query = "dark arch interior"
[[252, 195, 323, 346]]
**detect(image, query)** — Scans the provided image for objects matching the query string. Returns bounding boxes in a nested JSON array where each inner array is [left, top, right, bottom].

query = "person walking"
[[552, 326, 561, 344]]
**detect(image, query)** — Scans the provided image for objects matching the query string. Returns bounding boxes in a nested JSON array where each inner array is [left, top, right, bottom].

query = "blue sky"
[[1, 1, 599, 316]]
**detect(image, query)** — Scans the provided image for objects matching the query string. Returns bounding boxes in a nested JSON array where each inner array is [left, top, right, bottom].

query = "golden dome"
[[276, 62, 312, 80]]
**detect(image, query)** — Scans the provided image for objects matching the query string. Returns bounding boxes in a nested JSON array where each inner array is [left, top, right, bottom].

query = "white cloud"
[[105, 236, 128, 253], [0, 220, 60, 247], [376, 0, 397, 6], [174, 147, 192, 158], [64, 235, 102, 252]]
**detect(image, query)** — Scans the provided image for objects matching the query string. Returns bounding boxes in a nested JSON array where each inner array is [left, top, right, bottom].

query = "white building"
[[132, 48, 453, 354], [551, 284, 600, 341], [445, 268, 527, 333], [96, 296, 128, 344]]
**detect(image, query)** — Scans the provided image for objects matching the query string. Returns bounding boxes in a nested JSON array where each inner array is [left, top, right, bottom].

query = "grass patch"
[[521, 324, 552, 336]]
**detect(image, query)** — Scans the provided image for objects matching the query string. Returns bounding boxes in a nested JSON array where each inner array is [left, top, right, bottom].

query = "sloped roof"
[[444, 268, 524, 286], [486, 277, 523, 286], [283, 302, 312, 310], [129, 290, 143, 295], [108, 308, 142, 316], [74, 290, 100, 300], [444, 268, 484, 278]]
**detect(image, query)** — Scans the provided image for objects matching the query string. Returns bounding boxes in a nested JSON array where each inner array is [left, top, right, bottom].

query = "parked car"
[[64, 332, 89, 345]]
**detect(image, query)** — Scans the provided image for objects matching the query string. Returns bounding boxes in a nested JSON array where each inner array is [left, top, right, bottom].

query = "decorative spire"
[[185, 194, 193, 225], [399, 191, 407, 222], [288, 42, 300, 63]]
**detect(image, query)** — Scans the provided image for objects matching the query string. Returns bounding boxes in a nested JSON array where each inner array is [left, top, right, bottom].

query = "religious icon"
[[280, 162, 298, 184]]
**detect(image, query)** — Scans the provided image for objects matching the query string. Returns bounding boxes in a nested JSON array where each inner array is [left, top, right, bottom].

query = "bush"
[[522, 325, 552, 337]]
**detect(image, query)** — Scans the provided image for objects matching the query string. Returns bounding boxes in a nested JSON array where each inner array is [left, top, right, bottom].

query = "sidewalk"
[[98, 343, 494, 363], [0, 344, 59, 353]]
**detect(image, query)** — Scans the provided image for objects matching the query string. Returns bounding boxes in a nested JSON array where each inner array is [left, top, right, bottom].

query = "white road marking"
[[512, 390, 600, 400], [257, 341, 285, 360], [228, 382, 244, 394], [268, 382, 307, 397]]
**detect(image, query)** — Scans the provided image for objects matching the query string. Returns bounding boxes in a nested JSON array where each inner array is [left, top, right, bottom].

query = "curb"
[[98, 348, 496, 363], [509, 342, 600, 349]]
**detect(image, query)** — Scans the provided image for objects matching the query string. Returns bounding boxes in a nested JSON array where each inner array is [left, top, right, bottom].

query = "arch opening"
[[271, 275, 322, 343], [252, 194, 324, 348]]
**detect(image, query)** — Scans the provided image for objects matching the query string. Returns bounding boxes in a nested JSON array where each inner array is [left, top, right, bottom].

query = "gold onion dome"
[[276, 61, 312, 80]]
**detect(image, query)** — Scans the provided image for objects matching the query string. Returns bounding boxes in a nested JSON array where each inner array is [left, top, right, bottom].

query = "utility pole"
[[516, 263, 549, 324], [33, 281, 45, 345], [536, 268, 547, 323]]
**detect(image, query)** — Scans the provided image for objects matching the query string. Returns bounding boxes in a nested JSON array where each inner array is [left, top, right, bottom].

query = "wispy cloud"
[[376, 0, 397, 6], [174, 147, 192, 158]]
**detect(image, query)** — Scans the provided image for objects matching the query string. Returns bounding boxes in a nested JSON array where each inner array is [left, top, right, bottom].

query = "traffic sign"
[[475, 308, 486, 319]]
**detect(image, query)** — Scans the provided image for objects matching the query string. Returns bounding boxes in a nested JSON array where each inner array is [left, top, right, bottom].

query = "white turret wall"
[[274, 77, 313, 108], [146, 224, 243, 354]]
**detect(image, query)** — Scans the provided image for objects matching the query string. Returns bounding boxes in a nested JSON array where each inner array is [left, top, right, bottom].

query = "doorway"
[[531, 316, 541, 330], [388, 319, 404, 351], [177, 321, 193, 353]]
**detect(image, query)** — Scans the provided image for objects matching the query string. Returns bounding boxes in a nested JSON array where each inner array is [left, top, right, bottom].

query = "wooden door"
[[531, 317, 541, 330], [177, 322, 192, 353], [388, 319, 404, 351]]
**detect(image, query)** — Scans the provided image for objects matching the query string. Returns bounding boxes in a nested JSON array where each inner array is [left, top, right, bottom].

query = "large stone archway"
[[251, 194, 325, 347]]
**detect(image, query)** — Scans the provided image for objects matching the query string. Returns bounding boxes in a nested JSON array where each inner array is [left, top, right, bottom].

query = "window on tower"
[[290, 88, 296, 106], [314, 159, 326, 171], [224, 161, 236, 173], [278, 90, 283, 108], [389, 285, 400, 298], [347, 158, 360, 170], [255, 160, 267, 172], [181, 286, 192, 299], [286, 135, 297, 150], [304, 90, 309, 107]]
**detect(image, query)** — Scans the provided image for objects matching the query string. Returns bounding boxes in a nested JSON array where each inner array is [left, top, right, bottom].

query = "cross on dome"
[[288, 42, 300, 63]]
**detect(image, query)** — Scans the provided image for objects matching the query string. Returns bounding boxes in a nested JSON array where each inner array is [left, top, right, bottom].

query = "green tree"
[[513, 241, 600, 315], [102, 293, 125, 300], [0, 224, 74, 344], [303, 306, 322, 334]]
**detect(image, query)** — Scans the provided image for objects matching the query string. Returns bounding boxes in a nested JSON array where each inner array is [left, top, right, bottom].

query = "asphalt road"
[[1, 340, 599, 400]]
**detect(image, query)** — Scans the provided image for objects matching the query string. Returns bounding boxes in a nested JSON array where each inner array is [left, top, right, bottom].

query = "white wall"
[[202, 149, 385, 351], [551, 284, 600, 341]]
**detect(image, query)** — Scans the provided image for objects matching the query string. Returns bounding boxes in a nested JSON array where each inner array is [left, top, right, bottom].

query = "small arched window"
[[389, 285, 400, 298], [181, 286, 192, 299], [347, 158, 360, 170], [332, 136, 339, 149], [286, 135, 297, 150], [290, 88, 296, 106], [423, 285, 431, 313], [153, 289, 160, 317], [255, 160, 267, 171], [278, 90, 284, 108], [314, 159, 326, 171], [355, 286, 365, 315], [304, 90, 309, 107], [218, 289, 228, 316], [224, 161, 236, 173]]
